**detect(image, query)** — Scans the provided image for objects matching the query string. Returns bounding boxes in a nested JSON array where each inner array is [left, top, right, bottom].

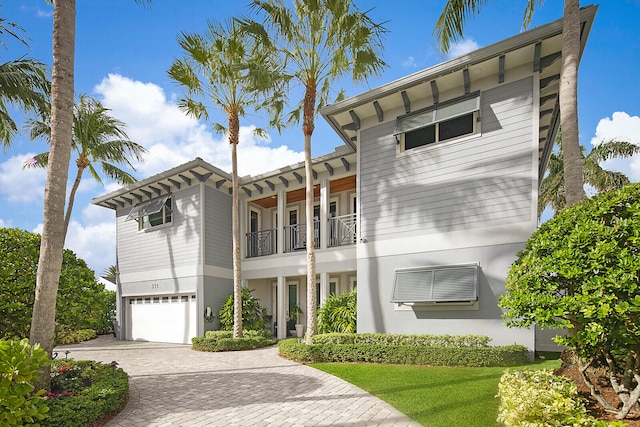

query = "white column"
[[239, 192, 247, 259], [241, 279, 248, 289], [320, 272, 330, 307], [320, 178, 329, 250], [277, 276, 286, 340], [277, 188, 285, 254]]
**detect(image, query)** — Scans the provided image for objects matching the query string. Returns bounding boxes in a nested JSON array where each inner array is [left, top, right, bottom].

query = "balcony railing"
[[246, 215, 357, 257], [246, 228, 276, 258], [284, 221, 320, 252], [329, 213, 357, 247]]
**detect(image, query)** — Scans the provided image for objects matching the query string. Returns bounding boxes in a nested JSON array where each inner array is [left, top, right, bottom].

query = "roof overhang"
[[320, 5, 598, 178]]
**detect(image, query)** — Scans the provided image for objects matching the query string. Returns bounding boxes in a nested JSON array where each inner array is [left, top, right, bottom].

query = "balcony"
[[245, 229, 276, 257], [328, 213, 357, 247]]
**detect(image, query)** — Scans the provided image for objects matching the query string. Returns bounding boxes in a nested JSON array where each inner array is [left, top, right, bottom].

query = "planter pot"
[[295, 324, 304, 338]]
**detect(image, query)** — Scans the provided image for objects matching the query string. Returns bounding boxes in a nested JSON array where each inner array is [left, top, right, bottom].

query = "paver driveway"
[[55, 336, 421, 426]]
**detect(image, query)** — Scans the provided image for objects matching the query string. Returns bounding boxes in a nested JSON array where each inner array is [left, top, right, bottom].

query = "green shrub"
[[278, 337, 528, 367], [192, 330, 276, 352], [217, 288, 269, 331], [311, 333, 492, 347], [55, 329, 97, 345], [317, 287, 357, 333], [0, 339, 50, 426], [497, 370, 626, 427], [41, 360, 128, 427], [0, 228, 116, 339]]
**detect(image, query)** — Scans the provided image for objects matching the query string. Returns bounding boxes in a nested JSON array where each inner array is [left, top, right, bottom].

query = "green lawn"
[[312, 358, 560, 427]]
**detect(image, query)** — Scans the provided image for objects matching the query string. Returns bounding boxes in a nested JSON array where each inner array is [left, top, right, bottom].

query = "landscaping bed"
[[192, 329, 276, 352]]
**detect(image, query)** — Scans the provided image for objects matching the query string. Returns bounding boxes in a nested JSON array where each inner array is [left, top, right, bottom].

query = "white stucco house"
[[91, 6, 597, 347]]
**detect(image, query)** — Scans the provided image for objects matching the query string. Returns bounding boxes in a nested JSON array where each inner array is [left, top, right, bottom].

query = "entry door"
[[288, 283, 298, 334]]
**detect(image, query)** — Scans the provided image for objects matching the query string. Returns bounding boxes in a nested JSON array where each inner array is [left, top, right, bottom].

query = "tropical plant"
[[0, 227, 116, 340], [499, 183, 640, 420], [434, 0, 585, 211], [25, 94, 146, 239], [242, 0, 387, 343], [539, 137, 640, 216], [0, 17, 49, 149], [102, 265, 117, 280], [217, 288, 269, 332], [317, 287, 356, 333], [168, 18, 284, 339]]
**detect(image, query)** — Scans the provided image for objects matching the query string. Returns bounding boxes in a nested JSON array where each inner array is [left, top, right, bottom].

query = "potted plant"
[[289, 304, 304, 338]]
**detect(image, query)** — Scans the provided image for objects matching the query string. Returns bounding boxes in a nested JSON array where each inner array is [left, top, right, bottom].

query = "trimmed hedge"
[[55, 329, 97, 345], [279, 335, 528, 367], [311, 333, 492, 347], [497, 370, 626, 427], [42, 360, 129, 427], [192, 330, 276, 352]]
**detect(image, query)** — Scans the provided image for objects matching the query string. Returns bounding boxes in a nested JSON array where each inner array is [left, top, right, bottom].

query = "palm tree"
[[31, 0, 150, 389], [539, 138, 640, 217], [434, 0, 585, 210], [168, 19, 285, 339], [0, 18, 49, 149], [102, 265, 117, 280], [25, 94, 147, 239], [242, 0, 387, 343]]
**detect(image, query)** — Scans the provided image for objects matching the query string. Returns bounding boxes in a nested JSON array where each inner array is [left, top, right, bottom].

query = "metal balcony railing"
[[329, 213, 357, 247], [284, 221, 320, 252], [245, 228, 276, 258]]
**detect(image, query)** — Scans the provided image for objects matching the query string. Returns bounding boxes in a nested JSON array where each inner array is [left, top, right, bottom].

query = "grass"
[[312, 357, 560, 427]]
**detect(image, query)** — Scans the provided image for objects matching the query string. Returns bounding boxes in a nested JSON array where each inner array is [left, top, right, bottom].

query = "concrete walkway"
[[55, 336, 421, 426]]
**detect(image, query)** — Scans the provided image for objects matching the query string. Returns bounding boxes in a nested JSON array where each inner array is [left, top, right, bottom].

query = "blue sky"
[[1, 1, 639, 277]]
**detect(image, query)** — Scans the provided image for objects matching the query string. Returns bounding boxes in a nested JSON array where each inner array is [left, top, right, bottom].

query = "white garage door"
[[126, 295, 197, 344]]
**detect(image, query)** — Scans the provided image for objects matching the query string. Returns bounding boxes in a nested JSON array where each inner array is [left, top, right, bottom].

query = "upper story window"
[[395, 93, 480, 151], [126, 195, 173, 231]]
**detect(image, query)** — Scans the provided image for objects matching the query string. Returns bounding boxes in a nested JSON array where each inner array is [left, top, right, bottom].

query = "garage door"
[[126, 294, 197, 344]]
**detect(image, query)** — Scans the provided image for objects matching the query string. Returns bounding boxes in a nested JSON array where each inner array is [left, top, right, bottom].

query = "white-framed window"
[[126, 195, 173, 231], [395, 94, 480, 152]]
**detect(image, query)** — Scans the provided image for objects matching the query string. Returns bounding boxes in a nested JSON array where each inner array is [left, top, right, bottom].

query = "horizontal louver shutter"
[[392, 264, 478, 303]]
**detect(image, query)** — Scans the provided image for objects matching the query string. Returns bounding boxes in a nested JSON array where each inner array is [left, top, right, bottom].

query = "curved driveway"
[[55, 336, 420, 426]]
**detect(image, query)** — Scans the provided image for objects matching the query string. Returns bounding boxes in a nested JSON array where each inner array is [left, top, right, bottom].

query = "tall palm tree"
[[31, 0, 150, 389], [0, 18, 49, 149], [434, 0, 585, 209], [25, 94, 147, 239], [539, 138, 640, 217], [168, 19, 285, 339], [242, 0, 387, 343]]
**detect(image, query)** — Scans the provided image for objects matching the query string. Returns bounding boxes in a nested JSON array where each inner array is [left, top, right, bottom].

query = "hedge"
[[192, 330, 276, 352], [311, 333, 492, 347], [278, 337, 528, 367], [55, 329, 97, 345], [41, 360, 129, 427], [497, 370, 626, 427]]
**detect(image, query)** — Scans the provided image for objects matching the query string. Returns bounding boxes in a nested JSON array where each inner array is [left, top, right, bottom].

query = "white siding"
[[359, 77, 534, 241]]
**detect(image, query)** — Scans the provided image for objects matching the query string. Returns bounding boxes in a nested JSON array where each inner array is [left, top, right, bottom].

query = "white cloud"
[[589, 112, 640, 181], [0, 218, 7, 228], [0, 153, 47, 203], [447, 38, 481, 59], [402, 56, 417, 68], [93, 74, 304, 178]]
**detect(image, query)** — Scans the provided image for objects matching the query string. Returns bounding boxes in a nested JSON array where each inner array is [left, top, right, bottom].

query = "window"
[[126, 195, 172, 230], [391, 264, 479, 304], [395, 94, 479, 151]]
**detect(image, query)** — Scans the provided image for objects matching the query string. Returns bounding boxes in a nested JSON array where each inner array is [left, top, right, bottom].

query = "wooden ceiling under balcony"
[[250, 175, 356, 209]]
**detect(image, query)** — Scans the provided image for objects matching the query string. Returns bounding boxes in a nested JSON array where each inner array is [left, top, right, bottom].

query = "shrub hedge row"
[[55, 329, 97, 345], [192, 330, 276, 352], [42, 360, 129, 427], [279, 337, 528, 367], [497, 370, 625, 427], [311, 333, 492, 347]]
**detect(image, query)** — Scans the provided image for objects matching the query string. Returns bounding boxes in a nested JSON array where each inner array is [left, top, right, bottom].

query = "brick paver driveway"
[[55, 336, 420, 426]]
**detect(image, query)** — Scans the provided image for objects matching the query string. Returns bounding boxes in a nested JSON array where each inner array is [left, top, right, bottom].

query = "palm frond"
[[434, 0, 491, 54]]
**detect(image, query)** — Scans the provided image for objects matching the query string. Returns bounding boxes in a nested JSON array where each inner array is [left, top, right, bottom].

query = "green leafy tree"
[[0, 228, 115, 340], [217, 288, 269, 332], [242, 0, 387, 343], [317, 287, 356, 334], [539, 137, 640, 216], [25, 94, 146, 239], [168, 19, 284, 339], [434, 0, 586, 211], [0, 17, 49, 149], [499, 183, 640, 420]]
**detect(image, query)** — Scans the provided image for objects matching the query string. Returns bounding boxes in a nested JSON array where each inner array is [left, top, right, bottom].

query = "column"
[[320, 177, 329, 250], [320, 271, 330, 307], [277, 276, 286, 340], [277, 188, 285, 254]]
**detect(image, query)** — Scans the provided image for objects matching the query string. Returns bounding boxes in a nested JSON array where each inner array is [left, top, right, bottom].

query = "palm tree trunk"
[[303, 83, 317, 343], [63, 165, 84, 241], [559, 0, 584, 208], [30, 0, 76, 390], [230, 112, 243, 338]]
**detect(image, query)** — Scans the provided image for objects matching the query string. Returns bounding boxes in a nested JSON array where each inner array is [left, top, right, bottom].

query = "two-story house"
[[92, 5, 597, 348]]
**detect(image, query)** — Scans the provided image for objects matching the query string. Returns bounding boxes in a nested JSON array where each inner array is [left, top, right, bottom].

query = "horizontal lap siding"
[[204, 186, 232, 269], [360, 77, 534, 240], [117, 185, 202, 273]]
